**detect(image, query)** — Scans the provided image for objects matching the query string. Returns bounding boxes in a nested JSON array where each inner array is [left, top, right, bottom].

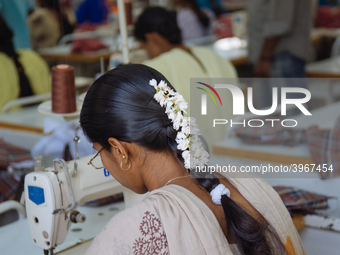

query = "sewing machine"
[[24, 155, 144, 255]]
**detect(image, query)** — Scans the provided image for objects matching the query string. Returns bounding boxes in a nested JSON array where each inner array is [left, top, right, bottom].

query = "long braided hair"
[[80, 64, 284, 255], [0, 14, 33, 98]]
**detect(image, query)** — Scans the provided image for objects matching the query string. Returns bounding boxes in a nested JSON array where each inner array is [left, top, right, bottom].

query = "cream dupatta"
[[85, 173, 306, 255]]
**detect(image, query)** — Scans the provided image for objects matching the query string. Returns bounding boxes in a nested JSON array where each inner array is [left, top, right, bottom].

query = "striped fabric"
[[0, 139, 33, 202], [0, 139, 32, 170], [306, 124, 340, 179], [0, 171, 24, 202], [273, 186, 334, 217], [0, 172, 20, 202]]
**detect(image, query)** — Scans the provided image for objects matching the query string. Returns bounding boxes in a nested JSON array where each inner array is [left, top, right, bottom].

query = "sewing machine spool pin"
[[72, 131, 80, 177], [34, 155, 44, 172], [72, 162, 78, 178]]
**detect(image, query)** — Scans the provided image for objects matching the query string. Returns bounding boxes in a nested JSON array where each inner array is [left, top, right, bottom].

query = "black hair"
[[80, 64, 283, 255], [182, 0, 210, 28], [80, 64, 180, 156], [134, 7, 182, 45], [0, 14, 33, 98]]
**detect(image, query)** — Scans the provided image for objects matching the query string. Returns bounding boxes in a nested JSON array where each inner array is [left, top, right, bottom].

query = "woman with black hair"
[[0, 13, 50, 111], [81, 64, 306, 255], [172, 0, 215, 40]]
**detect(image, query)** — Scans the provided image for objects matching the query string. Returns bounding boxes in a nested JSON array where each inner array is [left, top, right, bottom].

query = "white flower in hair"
[[173, 94, 188, 112], [149, 79, 209, 170], [165, 100, 173, 111], [182, 150, 190, 160], [154, 91, 166, 106], [149, 79, 157, 87], [177, 139, 189, 151], [173, 112, 183, 130], [176, 131, 187, 141], [181, 117, 188, 128], [184, 153, 191, 169], [158, 80, 167, 89], [168, 111, 176, 122], [190, 141, 200, 152], [182, 125, 190, 136], [189, 118, 201, 135]]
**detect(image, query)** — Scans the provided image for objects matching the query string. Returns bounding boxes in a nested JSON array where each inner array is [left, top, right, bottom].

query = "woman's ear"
[[143, 32, 167, 58], [108, 137, 129, 162]]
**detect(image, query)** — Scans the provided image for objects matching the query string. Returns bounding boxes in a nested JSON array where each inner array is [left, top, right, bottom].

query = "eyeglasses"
[[87, 141, 132, 169], [88, 146, 106, 169]]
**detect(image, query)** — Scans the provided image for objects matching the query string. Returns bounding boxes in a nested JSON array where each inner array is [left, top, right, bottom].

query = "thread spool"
[[125, 1, 132, 26], [51, 64, 76, 113]]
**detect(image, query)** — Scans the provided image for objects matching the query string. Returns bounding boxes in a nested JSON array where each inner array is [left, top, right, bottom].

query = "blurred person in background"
[[172, 0, 216, 40], [28, 0, 76, 49], [0, 14, 50, 112], [248, 0, 313, 78], [0, 0, 34, 50], [134, 7, 238, 151], [247, 0, 313, 110]]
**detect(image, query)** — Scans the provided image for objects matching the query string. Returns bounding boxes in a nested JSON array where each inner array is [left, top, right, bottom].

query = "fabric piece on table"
[[71, 38, 108, 54], [0, 139, 32, 170], [0, 166, 33, 202], [306, 116, 340, 178], [273, 185, 334, 217]]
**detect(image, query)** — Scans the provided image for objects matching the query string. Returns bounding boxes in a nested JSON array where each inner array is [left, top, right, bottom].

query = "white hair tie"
[[210, 184, 230, 205]]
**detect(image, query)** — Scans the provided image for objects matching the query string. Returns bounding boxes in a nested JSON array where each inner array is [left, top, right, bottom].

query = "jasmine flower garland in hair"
[[149, 79, 209, 169]]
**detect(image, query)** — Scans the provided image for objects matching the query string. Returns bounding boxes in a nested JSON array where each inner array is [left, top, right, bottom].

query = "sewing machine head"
[[24, 155, 143, 254]]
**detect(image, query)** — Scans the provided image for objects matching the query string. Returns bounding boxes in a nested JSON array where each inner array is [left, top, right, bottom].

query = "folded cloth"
[[71, 38, 108, 54], [273, 186, 334, 217], [31, 118, 95, 161], [234, 119, 306, 147], [0, 139, 32, 170]]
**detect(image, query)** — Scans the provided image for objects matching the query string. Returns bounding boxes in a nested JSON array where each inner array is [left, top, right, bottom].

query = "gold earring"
[[120, 160, 131, 170], [122, 155, 126, 159]]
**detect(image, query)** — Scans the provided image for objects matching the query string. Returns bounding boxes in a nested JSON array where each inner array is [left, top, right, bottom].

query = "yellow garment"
[[0, 50, 51, 111], [143, 46, 238, 151]]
